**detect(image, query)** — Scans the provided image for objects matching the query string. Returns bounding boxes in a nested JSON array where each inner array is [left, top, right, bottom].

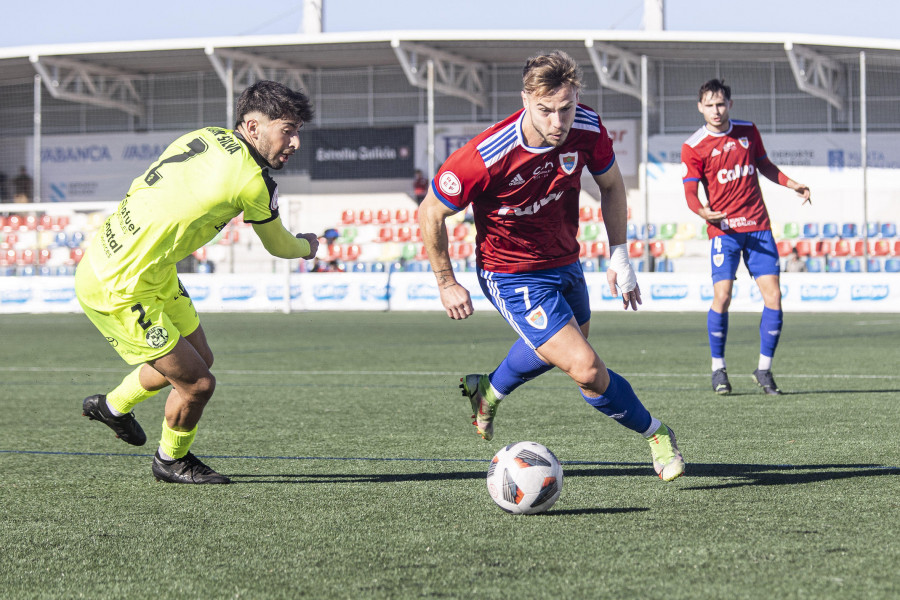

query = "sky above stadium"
[[5, 0, 898, 47]]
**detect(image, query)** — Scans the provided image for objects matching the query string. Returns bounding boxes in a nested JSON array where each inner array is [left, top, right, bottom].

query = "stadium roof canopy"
[[2, 30, 899, 113]]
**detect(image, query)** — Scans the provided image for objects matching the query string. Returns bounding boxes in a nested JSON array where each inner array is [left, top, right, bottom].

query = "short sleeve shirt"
[[87, 127, 278, 294], [432, 105, 616, 273], [681, 119, 772, 238]]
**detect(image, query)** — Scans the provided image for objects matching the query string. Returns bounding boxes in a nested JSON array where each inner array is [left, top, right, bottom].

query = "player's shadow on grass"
[[227, 462, 898, 490], [675, 462, 897, 490], [228, 470, 486, 485], [556, 462, 899, 490]]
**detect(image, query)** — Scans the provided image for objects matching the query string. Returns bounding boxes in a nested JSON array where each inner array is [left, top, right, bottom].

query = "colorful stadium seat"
[[782, 222, 800, 239], [801, 222, 819, 238], [841, 223, 857, 238], [821, 222, 839, 238]]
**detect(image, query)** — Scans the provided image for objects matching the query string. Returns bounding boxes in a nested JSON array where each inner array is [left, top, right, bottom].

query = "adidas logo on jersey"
[[508, 174, 525, 187], [711, 148, 721, 157]]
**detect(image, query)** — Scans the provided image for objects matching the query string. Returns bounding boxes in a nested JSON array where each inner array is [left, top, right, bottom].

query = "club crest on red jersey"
[[438, 171, 461, 196], [739, 137, 749, 149], [526, 306, 548, 330], [560, 152, 578, 175]]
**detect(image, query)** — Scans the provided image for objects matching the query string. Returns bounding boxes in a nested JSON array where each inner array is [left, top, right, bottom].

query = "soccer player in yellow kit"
[[76, 81, 319, 484]]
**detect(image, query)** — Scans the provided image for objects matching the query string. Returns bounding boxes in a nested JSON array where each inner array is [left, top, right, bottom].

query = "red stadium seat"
[[341, 209, 356, 225], [812, 240, 832, 257], [343, 244, 362, 261], [832, 239, 851, 257], [357, 209, 373, 225], [69, 248, 85, 264], [5, 215, 22, 231], [376, 209, 392, 224], [872, 239, 890, 256], [454, 243, 474, 259], [776, 240, 793, 257], [579, 206, 594, 222], [396, 226, 412, 242], [852, 240, 866, 257], [1, 248, 16, 265], [591, 241, 608, 258], [794, 240, 811, 256], [451, 223, 468, 242], [650, 241, 666, 258], [192, 247, 207, 261], [579, 242, 589, 258], [18, 249, 35, 265], [377, 226, 394, 242], [394, 209, 410, 224], [628, 241, 644, 258]]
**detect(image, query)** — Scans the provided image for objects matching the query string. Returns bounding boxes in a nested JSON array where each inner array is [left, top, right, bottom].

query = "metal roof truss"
[[29, 55, 144, 117], [391, 40, 487, 107], [784, 42, 844, 110], [585, 40, 643, 101]]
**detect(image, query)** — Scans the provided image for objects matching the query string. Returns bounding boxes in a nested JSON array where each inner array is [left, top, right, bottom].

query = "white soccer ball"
[[486, 441, 563, 514]]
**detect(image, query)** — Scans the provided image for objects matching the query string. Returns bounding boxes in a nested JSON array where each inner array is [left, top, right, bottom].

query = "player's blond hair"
[[522, 51, 583, 98]]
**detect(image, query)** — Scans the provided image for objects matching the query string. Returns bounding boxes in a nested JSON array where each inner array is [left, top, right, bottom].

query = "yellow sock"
[[159, 418, 198, 460], [107, 366, 159, 414]]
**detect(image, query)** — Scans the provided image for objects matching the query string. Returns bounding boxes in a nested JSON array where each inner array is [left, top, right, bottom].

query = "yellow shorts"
[[75, 259, 200, 365]]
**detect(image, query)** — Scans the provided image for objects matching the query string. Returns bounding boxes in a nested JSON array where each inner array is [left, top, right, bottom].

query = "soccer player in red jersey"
[[419, 51, 684, 481], [681, 79, 811, 396]]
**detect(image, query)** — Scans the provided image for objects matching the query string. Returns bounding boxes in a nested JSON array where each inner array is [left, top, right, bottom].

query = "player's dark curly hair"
[[698, 79, 731, 101], [522, 50, 583, 98], [235, 80, 314, 127]]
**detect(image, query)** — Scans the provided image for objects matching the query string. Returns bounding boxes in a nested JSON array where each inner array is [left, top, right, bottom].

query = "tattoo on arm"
[[435, 268, 456, 289]]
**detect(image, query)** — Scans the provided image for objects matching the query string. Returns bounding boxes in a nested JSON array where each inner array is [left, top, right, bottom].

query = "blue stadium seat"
[[885, 258, 900, 273], [581, 259, 597, 272], [821, 222, 839, 238], [626, 222, 638, 240], [867, 258, 882, 272], [844, 258, 861, 272], [352, 262, 367, 272], [641, 224, 657, 240], [801, 223, 819, 238], [826, 258, 842, 272], [841, 223, 858, 239], [369, 262, 386, 273], [881, 222, 897, 238], [68, 231, 85, 248], [866, 222, 880, 238], [805, 257, 823, 272]]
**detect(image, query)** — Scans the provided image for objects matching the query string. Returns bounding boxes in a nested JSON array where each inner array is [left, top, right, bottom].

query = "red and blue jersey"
[[432, 105, 616, 273], [681, 120, 772, 238]]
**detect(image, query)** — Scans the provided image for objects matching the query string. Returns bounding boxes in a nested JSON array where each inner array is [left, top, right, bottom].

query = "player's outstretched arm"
[[757, 158, 811, 205], [253, 217, 318, 259], [418, 190, 473, 320]]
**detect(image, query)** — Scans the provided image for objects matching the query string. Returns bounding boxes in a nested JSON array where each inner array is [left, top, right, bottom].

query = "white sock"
[[105, 399, 125, 416], [157, 447, 176, 462], [758, 355, 773, 371], [712, 357, 726, 371], [642, 417, 662, 438]]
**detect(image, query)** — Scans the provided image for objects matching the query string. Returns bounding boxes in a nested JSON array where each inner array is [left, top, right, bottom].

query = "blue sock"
[[488, 337, 553, 397], [581, 369, 652, 434], [707, 309, 728, 360], [759, 307, 783, 359]]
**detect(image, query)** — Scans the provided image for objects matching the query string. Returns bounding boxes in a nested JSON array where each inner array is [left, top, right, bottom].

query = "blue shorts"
[[477, 262, 590, 349], [710, 230, 780, 283]]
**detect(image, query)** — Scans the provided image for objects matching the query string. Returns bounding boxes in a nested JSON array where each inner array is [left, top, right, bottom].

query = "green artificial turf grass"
[[1, 311, 898, 599]]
